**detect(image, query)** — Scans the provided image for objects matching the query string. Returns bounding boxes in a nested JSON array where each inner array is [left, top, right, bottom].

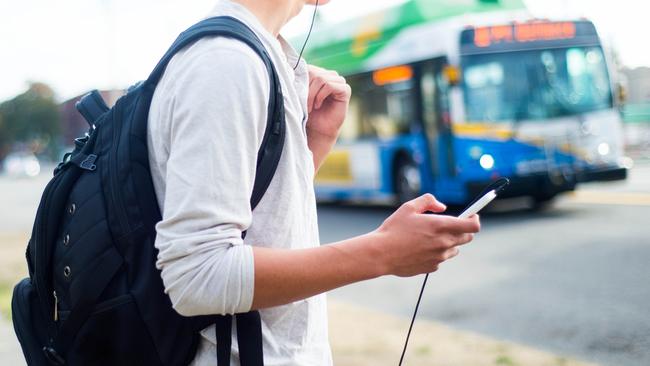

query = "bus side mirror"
[[443, 65, 461, 86]]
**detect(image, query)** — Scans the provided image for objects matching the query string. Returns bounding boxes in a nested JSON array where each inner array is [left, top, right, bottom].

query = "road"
[[0, 163, 648, 365], [322, 163, 650, 366]]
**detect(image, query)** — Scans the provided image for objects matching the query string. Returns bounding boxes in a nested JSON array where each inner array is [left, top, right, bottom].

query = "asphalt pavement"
[[321, 163, 650, 366]]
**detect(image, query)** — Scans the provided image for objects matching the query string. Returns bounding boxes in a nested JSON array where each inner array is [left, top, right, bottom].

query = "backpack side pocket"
[[12, 278, 50, 366]]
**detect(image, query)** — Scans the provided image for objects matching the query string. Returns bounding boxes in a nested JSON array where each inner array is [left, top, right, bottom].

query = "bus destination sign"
[[474, 22, 576, 48], [460, 20, 600, 55]]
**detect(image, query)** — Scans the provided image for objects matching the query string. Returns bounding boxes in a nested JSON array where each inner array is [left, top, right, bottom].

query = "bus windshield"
[[461, 46, 613, 122]]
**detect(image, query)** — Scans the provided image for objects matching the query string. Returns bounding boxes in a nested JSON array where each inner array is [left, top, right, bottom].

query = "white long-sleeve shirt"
[[146, 1, 332, 365]]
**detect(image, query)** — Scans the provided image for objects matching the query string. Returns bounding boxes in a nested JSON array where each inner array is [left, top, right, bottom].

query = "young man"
[[147, 0, 481, 364]]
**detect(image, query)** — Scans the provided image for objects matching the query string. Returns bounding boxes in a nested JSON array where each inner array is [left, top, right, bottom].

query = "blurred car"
[[1, 152, 41, 177]]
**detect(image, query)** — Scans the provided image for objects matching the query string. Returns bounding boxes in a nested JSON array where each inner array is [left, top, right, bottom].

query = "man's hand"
[[371, 194, 481, 277], [250, 193, 481, 309], [305, 65, 351, 170]]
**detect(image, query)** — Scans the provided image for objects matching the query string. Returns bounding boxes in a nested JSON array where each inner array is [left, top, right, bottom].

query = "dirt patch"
[[0, 233, 28, 279], [0, 232, 29, 318], [328, 300, 597, 366]]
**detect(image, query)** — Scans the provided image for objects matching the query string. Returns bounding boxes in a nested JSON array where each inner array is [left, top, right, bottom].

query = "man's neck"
[[231, 0, 295, 37]]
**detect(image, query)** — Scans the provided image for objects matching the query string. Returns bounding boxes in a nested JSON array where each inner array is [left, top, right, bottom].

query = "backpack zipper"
[[34, 171, 66, 323], [53, 290, 58, 322]]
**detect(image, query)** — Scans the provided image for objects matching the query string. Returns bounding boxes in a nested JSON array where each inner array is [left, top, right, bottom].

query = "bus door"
[[419, 58, 455, 180]]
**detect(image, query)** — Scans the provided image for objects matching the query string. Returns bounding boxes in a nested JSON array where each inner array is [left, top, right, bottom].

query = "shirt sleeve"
[[151, 38, 270, 316]]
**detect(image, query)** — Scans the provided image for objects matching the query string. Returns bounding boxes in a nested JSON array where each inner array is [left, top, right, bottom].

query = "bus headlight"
[[479, 154, 495, 170], [597, 142, 610, 156]]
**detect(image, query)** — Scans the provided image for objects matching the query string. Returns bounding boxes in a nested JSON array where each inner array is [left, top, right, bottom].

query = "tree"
[[0, 82, 61, 161]]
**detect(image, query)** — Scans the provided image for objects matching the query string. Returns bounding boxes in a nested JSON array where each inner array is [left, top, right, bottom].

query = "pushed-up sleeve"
[[151, 39, 270, 316]]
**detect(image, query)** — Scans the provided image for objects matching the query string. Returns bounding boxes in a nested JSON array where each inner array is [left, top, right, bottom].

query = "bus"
[[300, 0, 628, 206]]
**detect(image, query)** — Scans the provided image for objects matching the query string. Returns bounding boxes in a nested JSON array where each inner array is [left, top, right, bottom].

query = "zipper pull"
[[79, 154, 97, 171], [53, 290, 58, 322]]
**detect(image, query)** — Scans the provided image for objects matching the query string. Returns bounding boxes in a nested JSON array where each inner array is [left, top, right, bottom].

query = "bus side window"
[[359, 72, 415, 139]]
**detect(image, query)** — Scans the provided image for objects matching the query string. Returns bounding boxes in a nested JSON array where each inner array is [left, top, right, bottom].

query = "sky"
[[0, 0, 648, 102]]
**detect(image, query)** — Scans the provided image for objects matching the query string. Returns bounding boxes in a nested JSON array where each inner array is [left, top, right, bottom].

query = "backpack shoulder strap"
[[146, 16, 286, 211], [148, 16, 284, 366]]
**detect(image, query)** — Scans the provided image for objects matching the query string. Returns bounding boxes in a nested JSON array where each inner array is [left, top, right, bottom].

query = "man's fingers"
[[308, 64, 340, 79], [307, 78, 326, 113], [454, 233, 474, 246], [314, 82, 351, 109], [443, 247, 460, 260], [406, 194, 446, 214], [314, 84, 335, 110], [461, 215, 481, 233], [436, 215, 481, 234], [308, 64, 326, 74], [308, 72, 350, 112]]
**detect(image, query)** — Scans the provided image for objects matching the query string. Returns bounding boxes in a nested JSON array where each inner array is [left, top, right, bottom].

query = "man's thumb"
[[409, 193, 446, 213]]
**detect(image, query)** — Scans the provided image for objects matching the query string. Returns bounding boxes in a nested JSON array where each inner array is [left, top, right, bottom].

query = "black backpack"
[[11, 16, 285, 366]]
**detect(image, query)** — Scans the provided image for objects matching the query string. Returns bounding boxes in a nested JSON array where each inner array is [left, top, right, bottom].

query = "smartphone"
[[458, 177, 510, 218]]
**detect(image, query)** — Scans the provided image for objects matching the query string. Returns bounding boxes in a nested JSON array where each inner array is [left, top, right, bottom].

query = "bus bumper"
[[466, 172, 576, 201], [466, 166, 627, 202], [577, 166, 627, 182]]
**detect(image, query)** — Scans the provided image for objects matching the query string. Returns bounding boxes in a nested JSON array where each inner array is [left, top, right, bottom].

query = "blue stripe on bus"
[[315, 132, 593, 205]]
